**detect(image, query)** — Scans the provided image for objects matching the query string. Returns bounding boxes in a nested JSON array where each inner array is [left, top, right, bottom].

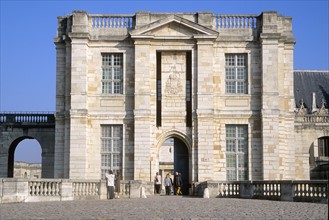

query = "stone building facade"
[[13, 161, 41, 179], [53, 11, 328, 186]]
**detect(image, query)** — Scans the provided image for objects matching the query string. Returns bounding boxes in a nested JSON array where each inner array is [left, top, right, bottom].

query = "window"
[[226, 125, 248, 181], [102, 53, 123, 94], [318, 137, 329, 158], [225, 54, 247, 94], [101, 125, 122, 179]]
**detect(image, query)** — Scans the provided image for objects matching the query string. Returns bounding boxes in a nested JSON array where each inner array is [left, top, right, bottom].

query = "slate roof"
[[294, 70, 329, 111]]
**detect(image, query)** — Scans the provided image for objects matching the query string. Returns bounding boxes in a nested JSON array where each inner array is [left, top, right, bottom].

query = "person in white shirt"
[[154, 172, 162, 194], [105, 170, 115, 199]]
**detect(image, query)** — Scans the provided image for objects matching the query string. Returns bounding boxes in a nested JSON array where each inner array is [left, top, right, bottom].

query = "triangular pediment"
[[130, 15, 218, 39]]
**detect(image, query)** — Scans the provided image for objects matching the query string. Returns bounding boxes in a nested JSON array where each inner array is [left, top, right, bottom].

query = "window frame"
[[225, 124, 249, 181], [318, 137, 329, 159], [100, 125, 123, 179], [101, 53, 124, 95], [225, 53, 248, 94]]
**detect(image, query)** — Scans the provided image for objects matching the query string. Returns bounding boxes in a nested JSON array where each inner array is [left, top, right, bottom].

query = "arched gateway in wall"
[[156, 130, 192, 195], [0, 113, 55, 178]]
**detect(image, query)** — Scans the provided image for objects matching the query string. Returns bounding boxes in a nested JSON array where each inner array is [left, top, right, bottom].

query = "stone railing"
[[195, 180, 328, 204], [90, 14, 135, 29], [214, 14, 258, 29], [29, 179, 61, 196], [0, 112, 55, 124], [72, 181, 100, 199], [295, 115, 329, 123], [0, 178, 154, 203]]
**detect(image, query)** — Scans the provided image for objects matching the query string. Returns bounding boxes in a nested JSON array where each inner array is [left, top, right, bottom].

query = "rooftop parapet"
[[54, 11, 295, 43]]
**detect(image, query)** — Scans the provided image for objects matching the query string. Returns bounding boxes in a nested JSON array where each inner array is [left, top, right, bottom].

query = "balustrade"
[[0, 112, 55, 124], [120, 180, 130, 196], [90, 15, 134, 29], [218, 182, 240, 197], [295, 115, 329, 123], [294, 182, 327, 199], [29, 180, 61, 196], [215, 15, 258, 29], [253, 182, 280, 198], [197, 180, 327, 203], [73, 181, 100, 196]]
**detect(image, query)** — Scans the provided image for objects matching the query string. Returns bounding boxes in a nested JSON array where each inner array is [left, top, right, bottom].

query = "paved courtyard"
[[0, 196, 327, 220]]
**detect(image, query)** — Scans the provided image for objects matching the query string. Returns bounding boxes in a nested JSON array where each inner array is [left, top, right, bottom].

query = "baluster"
[[119, 17, 122, 28], [37, 182, 41, 196], [30, 182, 34, 195], [82, 183, 85, 195], [77, 183, 80, 196], [28, 182, 32, 195], [57, 182, 60, 196], [127, 17, 131, 29], [72, 183, 76, 196]]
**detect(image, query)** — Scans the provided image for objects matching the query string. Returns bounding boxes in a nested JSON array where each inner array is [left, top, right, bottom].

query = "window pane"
[[227, 170, 236, 181], [226, 82, 236, 93], [102, 54, 123, 94], [225, 54, 247, 94], [101, 125, 123, 179], [225, 68, 236, 80], [226, 125, 248, 181]]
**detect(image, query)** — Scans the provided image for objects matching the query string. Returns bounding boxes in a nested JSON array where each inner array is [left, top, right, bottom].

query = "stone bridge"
[[0, 112, 55, 178]]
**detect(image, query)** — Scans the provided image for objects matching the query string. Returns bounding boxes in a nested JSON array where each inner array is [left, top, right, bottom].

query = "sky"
[[0, 0, 328, 163]]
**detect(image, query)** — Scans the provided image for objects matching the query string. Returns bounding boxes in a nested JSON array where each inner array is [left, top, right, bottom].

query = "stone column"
[[133, 40, 152, 181], [195, 39, 215, 181], [260, 11, 280, 180]]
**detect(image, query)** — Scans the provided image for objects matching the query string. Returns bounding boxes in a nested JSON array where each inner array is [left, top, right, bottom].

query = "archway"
[[8, 136, 42, 178], [309, 136, 329, 180], [159, 136, 190, 195]]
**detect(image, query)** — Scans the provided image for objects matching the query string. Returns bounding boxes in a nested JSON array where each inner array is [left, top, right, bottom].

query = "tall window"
[[225, 54, 247, 94], [226, 125, 248, 181], [318, 137, 329, 158], [102, 53, 123, 94], [101, 125, 122, 179]]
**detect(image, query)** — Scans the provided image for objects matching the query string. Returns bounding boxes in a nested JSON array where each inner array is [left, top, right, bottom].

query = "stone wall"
[[53, 10, 327, 184]]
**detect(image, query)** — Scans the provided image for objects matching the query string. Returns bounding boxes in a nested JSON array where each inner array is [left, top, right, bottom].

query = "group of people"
[[105, 170, 121, 199], [155, 171, 183, 195]]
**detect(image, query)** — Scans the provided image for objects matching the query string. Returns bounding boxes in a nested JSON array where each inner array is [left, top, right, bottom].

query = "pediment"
[[130, 15, 218, 39]]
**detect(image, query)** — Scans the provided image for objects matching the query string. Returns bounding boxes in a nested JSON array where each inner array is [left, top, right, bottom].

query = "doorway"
[[159, 137, 189, 195]]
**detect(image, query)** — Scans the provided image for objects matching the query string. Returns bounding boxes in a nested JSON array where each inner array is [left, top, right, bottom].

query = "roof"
[[294, 70, 329, 111]]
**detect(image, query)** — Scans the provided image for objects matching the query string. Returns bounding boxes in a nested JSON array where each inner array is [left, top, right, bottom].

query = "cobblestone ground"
[[0, 196, 328, 220]]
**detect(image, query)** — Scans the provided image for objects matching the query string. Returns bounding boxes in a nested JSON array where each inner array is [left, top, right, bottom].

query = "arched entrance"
[[309, 136, 329, 180], [7, 136, 41, 178], [158, 135, 190, 195]]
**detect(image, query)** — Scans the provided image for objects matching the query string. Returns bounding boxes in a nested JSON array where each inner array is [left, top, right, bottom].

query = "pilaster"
[[196, 40, 215, 181], [68, 11, 89, 179], [134, 40, 152, 181], [260, 11, 280, 180]]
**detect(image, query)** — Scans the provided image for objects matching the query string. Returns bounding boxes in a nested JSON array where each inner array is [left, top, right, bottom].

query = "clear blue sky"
[[1, 0, 328, 163]]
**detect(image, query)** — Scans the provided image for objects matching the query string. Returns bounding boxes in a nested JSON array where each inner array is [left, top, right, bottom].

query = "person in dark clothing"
[[173, 171, 182, 195]]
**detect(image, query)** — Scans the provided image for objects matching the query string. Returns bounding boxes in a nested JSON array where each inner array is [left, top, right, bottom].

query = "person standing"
[[105, 170, 115, 199], [154, 172, 162, 194], [164, 173, 173, 195], [177, 172, 183, 195], [115, 170, 121, 199], [173, 171, 182, 195]]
